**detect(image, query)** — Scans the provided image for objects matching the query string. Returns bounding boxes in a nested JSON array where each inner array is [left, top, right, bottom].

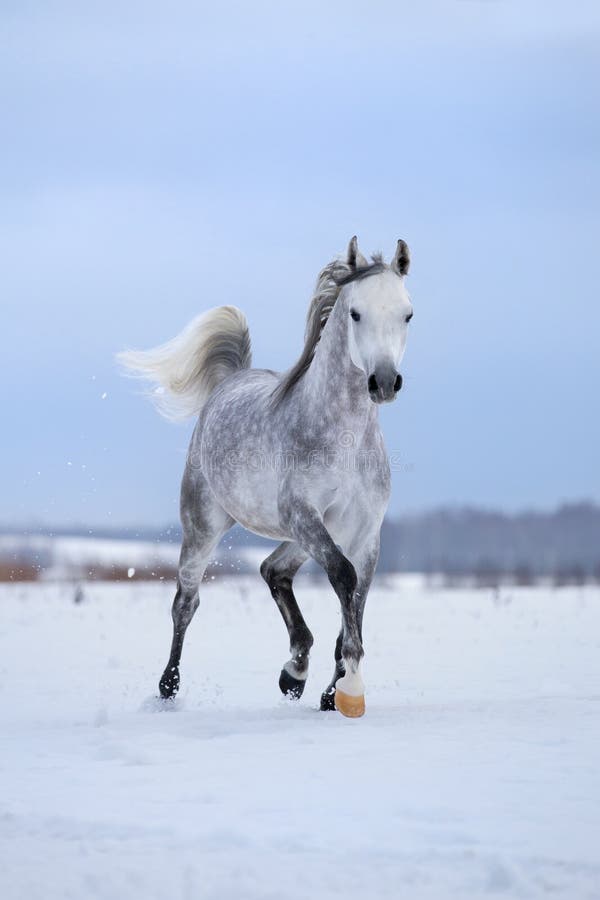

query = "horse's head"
[[341, 236, 413, 404]]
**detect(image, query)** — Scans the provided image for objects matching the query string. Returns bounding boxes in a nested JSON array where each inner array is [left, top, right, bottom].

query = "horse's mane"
[[272, 253, 385, 404]]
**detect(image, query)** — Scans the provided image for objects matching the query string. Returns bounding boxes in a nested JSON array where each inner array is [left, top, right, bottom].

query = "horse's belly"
[[206, 465, 287, 541]]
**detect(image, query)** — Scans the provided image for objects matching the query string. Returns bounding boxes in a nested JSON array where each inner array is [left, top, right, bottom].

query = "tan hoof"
[[334, 688, 366, 718]]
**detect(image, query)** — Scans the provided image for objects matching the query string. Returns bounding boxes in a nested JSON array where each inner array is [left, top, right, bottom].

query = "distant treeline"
[[3, 502, 600, 585], [379, 502, 600, 584]]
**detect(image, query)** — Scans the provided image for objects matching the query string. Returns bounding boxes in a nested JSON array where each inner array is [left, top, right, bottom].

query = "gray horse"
[[118, 236, 413, 717]]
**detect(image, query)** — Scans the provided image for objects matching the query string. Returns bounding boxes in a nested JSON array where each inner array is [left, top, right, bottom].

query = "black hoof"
[[159, 667, 180, 699], [279, 667, 306, 699], [320, 688, 336, 711]]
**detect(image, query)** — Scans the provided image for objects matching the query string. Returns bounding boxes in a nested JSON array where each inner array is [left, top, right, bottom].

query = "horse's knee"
[[328, 556, 357, 599]]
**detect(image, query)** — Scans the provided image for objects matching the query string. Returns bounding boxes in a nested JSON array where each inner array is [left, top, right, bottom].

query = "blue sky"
[[2, 1, 599, 527]]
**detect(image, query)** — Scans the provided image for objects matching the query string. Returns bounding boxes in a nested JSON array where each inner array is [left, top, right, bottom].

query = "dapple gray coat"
[[118, 237, 413, 716]]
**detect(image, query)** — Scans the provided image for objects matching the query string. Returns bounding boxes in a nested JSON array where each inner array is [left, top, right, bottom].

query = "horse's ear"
[[347, 235, 368, 270], [391, 239, 410, 276]]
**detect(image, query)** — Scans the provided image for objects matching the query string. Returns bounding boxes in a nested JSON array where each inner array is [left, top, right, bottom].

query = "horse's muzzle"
[[368, 368, 402, 404]]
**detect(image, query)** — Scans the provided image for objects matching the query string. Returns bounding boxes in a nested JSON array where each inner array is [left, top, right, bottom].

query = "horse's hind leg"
[[260, 541, 311, 699], [159, 472, 233, 699], [319, 630, 344, 711]]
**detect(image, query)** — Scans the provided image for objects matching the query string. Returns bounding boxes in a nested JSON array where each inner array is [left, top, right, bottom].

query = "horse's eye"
[[350, 309, 361, 322], [405, 312, 413, 323]]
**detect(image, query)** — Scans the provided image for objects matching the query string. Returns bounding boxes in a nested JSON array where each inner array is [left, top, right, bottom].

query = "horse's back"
[[200, 367, 280, 438]]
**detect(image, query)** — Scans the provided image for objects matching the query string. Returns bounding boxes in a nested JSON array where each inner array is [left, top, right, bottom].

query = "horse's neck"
[[299, 295, 375, 434]]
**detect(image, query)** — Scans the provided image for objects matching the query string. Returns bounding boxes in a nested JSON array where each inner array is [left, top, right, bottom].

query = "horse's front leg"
[[320, 537, 379, 712], [281, 498, 366, 717]]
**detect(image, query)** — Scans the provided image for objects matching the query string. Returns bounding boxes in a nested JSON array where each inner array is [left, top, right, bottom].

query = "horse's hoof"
[[319, 688, 336, 711], [279, 667, 306, 699], [334, 688, 366, 718], [159, 668, 179, 699]]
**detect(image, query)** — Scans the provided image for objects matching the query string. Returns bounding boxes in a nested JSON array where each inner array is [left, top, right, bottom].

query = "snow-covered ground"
[[1, 576, 599, 899]]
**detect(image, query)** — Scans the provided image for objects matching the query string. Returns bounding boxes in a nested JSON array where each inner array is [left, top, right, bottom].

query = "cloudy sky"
[[2, 1, 599, 527]]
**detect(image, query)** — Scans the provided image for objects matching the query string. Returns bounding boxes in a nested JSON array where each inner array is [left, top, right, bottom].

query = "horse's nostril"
[[368, 374, 378, 393], [394, 374, 403, 392]]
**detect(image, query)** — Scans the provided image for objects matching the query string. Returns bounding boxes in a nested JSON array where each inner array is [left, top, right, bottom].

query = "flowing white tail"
[[117, 305, 252, 420]]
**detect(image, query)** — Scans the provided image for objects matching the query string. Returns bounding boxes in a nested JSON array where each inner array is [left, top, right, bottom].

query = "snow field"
[[1, 577, 599, 899]]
